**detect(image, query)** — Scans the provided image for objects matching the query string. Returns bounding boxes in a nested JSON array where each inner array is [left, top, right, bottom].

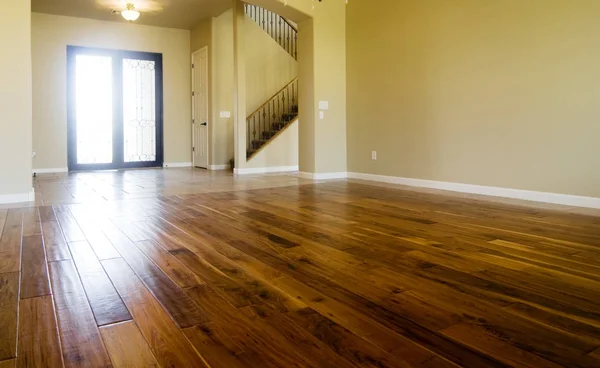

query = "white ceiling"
[[31, 0, 232, 30]]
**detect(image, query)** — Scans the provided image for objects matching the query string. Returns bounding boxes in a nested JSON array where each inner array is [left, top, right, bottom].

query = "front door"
[[192, 47, 209, 169], [67, 46, 164, 171]]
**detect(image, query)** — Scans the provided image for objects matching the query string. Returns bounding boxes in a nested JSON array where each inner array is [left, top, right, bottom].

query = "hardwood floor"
[[1, 171, 600, 367]]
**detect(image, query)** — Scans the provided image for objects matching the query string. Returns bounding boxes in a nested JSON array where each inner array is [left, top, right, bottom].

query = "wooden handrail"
[[247, 77, 298, 119], [245, 3, 298, 60], [282, 18, 298, 32]]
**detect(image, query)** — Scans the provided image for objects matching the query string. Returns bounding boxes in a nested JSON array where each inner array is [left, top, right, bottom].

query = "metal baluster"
[[262, 107, 267, 143], [253, 116, 256, 151], [272, 100, 276, 134], [278, 17, 282, 46], [292, 83, 296, 116], [280, 92, 284, 123], [285, 21, 288, 52]]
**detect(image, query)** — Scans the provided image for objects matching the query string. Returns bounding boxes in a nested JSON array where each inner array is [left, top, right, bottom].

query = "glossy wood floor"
[[1, 173, 600, 367]]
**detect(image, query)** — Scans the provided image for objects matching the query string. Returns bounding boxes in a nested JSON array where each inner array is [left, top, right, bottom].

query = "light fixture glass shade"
[[121, 4, 140, 21], [122, 9, 140, 21]]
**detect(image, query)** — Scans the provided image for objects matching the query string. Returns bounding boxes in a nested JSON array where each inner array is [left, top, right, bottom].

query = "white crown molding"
[[0, 188, 35, 205], [163, 162, 192, 168], [347, 172, 600, 210], [32, 168, 68, 174], [209, 165, 230, 171], [298, 172, 348, 180], [234, 166, 299, 175]]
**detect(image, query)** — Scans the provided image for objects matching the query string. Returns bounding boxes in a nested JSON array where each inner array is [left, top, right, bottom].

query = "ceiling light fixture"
[[121, 3, 140, 21]]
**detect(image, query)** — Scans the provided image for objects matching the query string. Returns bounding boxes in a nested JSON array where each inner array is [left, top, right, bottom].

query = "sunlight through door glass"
[[75, 55, 113, 164]]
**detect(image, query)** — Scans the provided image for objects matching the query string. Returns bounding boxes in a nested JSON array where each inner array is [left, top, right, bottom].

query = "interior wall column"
[[232, 0, 248, 171], [0, 0, 34, 203]]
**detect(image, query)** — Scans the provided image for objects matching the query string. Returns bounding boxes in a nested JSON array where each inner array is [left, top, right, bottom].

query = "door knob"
[[201, 122, 207, 126]]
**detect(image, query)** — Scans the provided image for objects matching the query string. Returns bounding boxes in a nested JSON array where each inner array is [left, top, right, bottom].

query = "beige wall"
[[31, 13, 191, 169], [347, 0, 600, 198], [0, 1, 33, 200], [246, 122, 298, 169]]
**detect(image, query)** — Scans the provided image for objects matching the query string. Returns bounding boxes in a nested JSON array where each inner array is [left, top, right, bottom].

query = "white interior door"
[[192, 47, 209, 169]]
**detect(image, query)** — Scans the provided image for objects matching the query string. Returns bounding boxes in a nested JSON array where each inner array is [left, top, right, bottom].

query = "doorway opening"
[[67, 46, 164, 171]]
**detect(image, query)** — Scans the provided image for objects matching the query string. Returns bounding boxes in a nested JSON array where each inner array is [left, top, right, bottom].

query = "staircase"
[[244, 4, 298, 160], [244, 4, 297, 60]]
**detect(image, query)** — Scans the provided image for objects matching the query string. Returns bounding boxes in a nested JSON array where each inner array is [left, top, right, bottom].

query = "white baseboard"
[[163, 162, 192, 168], [209, 164, 230, 171], [32, 167, 68, 174], [347, 172, 600, 210], [0, 188, 35, 205], [234, 166, 299, 175], [298, 172, 348, 180]]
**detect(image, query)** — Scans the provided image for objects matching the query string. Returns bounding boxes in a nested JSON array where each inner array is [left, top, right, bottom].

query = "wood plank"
[[17, 296, 63, 367], [56, 210, 85, 243], [21, 208, 41, 237], [183, 323, 248, 368], [99, 321, 160, 368], [134, 239, 204, 288], [101, 258, 209, 368], [75, 216, 121, 260], [41, 221, 71, 262], [101, 224, 207, 328], [0, 210, 7, 237], [0, 359, 15, 368], [20, 235, 51, 299], [0, 273, 19, 361], [184, 285, 351, 368], [269, 276, 490, 367], [67, 241, 131, 326], [284, 307, 411, 368], [0, 209, 22, 273], [39, 206, 57, 223], [441, 323, 564, 368], [48, 260, 112, 368]]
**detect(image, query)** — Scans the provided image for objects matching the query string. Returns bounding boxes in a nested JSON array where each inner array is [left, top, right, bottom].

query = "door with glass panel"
[[67, 46, 163, 171]]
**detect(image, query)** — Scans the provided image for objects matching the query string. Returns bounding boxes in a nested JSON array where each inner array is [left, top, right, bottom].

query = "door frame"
[[66, 45, 164, 171], [191, 46, 209, 169]]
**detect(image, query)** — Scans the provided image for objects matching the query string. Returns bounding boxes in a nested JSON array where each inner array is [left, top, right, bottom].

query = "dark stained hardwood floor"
[[1, 178, 600, 367]]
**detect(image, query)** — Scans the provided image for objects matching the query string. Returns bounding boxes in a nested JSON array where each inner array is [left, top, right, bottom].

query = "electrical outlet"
[[371, 151, 377, 160]]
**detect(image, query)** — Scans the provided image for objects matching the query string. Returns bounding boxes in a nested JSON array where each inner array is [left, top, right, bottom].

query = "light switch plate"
[[220, 111, 231, 118], [319, 101, 329, 110], [319, 111, 325, 120]]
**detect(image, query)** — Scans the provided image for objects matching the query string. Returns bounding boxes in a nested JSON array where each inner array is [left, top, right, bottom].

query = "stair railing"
[[247, 78, 299, 159], [244, 4, 298, 60]]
